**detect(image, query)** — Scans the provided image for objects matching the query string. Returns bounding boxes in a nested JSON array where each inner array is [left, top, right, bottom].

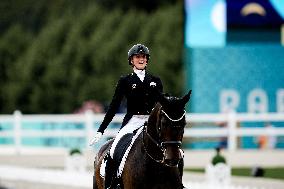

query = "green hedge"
[[0, 2, 184, 113]]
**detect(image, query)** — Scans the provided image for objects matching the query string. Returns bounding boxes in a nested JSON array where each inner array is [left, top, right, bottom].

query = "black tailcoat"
[[98, 71, 163, 133]]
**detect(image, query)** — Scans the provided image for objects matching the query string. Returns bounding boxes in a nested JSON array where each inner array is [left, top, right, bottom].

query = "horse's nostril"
[[164, 159, 180, 167]]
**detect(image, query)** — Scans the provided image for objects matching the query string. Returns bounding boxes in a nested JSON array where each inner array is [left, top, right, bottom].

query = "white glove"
[[89, 132, 103, 146]]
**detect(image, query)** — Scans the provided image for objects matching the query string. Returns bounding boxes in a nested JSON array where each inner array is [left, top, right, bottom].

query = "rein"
[[142, 124, 164, 164]]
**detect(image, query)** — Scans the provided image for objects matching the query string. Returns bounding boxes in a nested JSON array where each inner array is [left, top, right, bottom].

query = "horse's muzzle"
[[163, 157, 181, 167], [162, 144, 182, 167]]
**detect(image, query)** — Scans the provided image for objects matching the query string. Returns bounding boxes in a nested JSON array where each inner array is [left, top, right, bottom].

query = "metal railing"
[[1, 110, 284, 153]]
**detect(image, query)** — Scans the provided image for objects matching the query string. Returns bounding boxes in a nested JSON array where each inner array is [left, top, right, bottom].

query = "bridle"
[[142, 106, 186, 165]]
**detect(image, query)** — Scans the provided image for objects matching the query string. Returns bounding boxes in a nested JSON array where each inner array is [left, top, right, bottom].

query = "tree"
[[0, 1, 184, 113], [0, 25, 32, 112]]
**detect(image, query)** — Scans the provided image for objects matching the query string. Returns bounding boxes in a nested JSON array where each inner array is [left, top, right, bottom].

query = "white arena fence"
[[0, 110, 284, 154]]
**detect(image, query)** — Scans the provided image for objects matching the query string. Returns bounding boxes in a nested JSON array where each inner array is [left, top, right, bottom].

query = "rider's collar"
[[133, 69, 145, 81]]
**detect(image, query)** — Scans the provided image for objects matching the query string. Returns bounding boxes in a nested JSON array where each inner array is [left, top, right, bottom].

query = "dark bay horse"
[[94, 91, 191, 189]]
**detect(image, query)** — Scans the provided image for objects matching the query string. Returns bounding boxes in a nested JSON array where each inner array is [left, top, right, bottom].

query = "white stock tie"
[[134, 70, 145, 82]]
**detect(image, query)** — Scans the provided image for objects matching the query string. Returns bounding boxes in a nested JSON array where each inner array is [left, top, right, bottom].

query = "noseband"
[[142, 106, 186, 165]]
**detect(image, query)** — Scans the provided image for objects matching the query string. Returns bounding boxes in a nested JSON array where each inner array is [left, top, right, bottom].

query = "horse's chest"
[[125, 166, 180, 189]]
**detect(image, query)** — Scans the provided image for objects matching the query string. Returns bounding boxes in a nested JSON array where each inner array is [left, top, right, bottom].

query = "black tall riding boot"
[[104, 154, 116, 189]]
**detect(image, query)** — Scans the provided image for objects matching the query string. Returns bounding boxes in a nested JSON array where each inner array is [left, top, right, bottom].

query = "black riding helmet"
[[128, 44, 150, 65]]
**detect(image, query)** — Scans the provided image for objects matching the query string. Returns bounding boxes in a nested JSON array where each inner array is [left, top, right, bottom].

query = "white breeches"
[[110, 115, 149, 158]]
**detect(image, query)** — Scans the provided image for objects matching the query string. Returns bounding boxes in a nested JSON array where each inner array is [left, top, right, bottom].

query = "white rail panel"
[[1, 110, 284, 153]]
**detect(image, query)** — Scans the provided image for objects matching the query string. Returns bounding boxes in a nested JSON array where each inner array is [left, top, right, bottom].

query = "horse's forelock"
[[161, 97, 186, 120]]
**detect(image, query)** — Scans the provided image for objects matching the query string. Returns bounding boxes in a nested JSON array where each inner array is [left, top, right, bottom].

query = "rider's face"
[[131, 54, 147, 70]]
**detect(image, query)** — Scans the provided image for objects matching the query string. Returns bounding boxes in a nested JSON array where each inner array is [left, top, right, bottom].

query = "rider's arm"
[[97, 76, 126, 133], [156, 77, 163, 94]]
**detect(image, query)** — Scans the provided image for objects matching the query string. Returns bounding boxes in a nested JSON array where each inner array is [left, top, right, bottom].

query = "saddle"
[[104, 127, 143, 189]]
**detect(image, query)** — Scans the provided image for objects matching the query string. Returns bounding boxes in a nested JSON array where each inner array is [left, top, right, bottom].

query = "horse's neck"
[[147, 111, 160, 140], [142, 126, 163, 163]]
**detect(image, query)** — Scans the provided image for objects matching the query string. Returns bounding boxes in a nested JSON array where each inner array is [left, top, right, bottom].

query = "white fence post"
[[13, 110, 22, 154], [228, 111, 237, 152], [85, 110, 94, 148]]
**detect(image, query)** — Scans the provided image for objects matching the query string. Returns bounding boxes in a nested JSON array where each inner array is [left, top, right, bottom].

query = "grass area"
[[185, 167, 284, 180]]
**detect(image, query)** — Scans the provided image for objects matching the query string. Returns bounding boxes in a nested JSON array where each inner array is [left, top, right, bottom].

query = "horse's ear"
[[181, 90, 192, 105]]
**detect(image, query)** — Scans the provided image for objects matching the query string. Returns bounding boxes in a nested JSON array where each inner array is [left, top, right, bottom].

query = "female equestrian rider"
[[90, 44, 163, 188]]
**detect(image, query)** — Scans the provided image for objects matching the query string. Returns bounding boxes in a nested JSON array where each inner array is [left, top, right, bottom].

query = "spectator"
[[75, 100, 104, 114], [257, 122, 276, 149]]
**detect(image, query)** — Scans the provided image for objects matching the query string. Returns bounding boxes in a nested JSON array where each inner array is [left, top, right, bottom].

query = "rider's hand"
[[89, 132, 103, 146]]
